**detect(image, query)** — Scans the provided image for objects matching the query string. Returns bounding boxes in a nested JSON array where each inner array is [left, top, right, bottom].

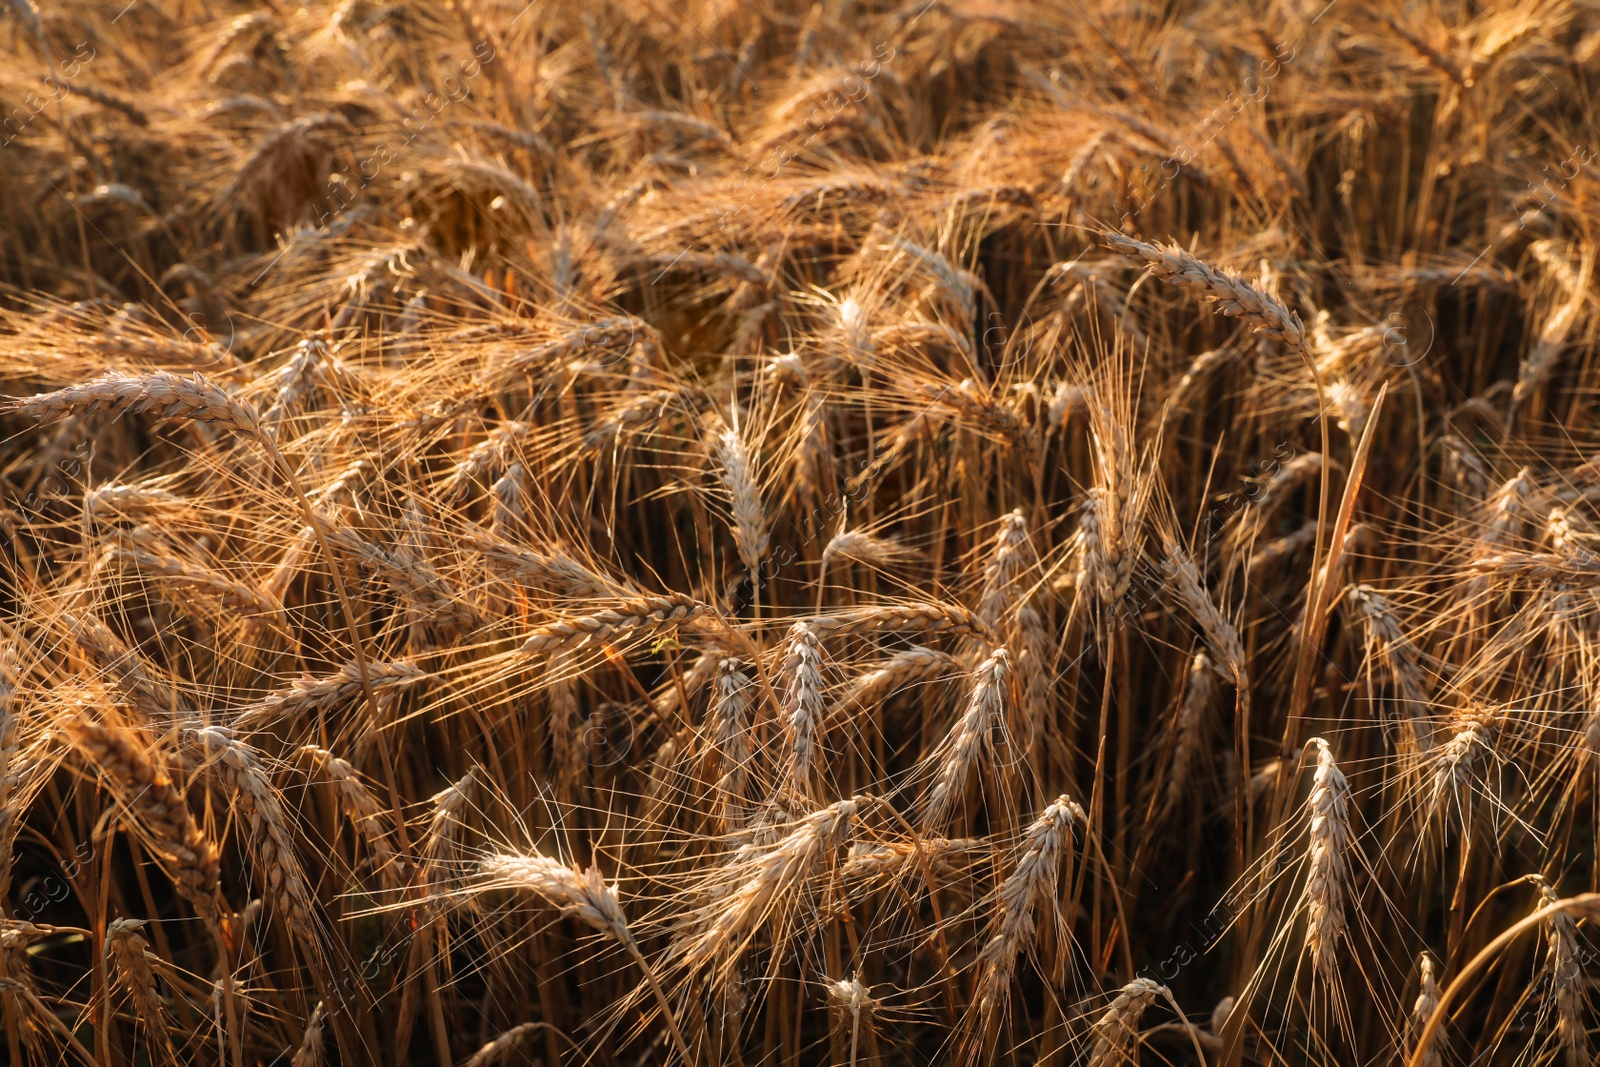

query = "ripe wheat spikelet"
[[682, 796, 860, 974], [1304, 738, 1352, 988], [711, 657, 755, 830], [478, 852, 634, 947], [517, 594, 708, 655], [924, 647, 1011, 832], [712, 423, 770, 576], [65, 715, 224, 925], [1087, 978, 1164, 1067], [1100, 232, 1308, 355], [106, 918, 175, 1062], [781, 622, 827, 800], [971, 794, 1082, 1041], [185, 727, 330, 980], [8, 370, 264, 437], [1406, 952, 1444, 1067], [1536, 878, 1591, 1067]]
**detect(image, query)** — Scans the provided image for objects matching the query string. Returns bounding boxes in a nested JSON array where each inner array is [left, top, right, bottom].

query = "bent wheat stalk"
[[1408, 894, 1600, 1067]]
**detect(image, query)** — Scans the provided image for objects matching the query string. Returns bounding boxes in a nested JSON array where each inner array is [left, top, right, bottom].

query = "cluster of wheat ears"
[[1, 0, 1598, 1064]]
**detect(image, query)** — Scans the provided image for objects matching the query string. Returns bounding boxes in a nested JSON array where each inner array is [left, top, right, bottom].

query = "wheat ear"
[[1163, 539, 1246, 686], [972, 795, 1082, 1042], [1406, 952, 1443, 1067], [712, 657, 754, 830], [65, 715, 223, 924], [1087, 977, 1164, 1067], [461, 1022, 551, 1067], [712, 424, 769, 577], [1537, 878, 1591, 1067], [979, 508, 1033, 629], [462, 527, 629, 598], [808, 603, 997, 642], [478, 852, 692, 1063], [290, 1002, 326, 1067], [299, 745, 402, 886], [828, 975, 880, 1067], [1347, 585, 1432, 751], [238, 659, 424, 731], [7, 370, 263, 435], [1304, 737, 1352, 987], [924, 648, 1011, 832], [782, 622, 827, 800], [1099, 233, 1308, 354], [517, 594, 707, 655], [844, 646, 962, 711], [683, 796, 859, 973], [186, 728, 326, 975], [1165, 652, 1217, 815], [107, 918, 175, 1063]]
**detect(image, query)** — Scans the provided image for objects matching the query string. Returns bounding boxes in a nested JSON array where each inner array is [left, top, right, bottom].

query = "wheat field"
[[0, 1, 1597, 1064]]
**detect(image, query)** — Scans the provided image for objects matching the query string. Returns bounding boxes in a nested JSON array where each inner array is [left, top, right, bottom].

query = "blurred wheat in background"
[[1, 0, 1599, 1064]]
